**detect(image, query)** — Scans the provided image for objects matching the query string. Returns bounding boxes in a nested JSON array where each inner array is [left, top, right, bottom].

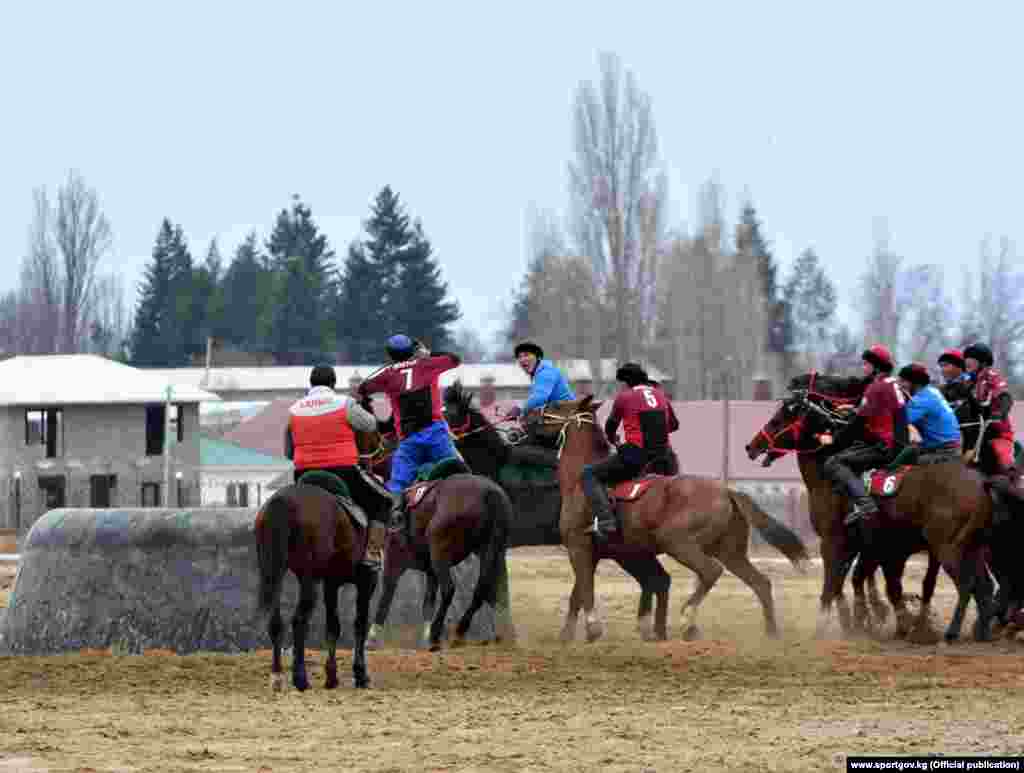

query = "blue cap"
[[387, 334, 413, 351]]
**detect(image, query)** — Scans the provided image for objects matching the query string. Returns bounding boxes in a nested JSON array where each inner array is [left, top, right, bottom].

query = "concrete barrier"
[[0, 508, 492, 655]]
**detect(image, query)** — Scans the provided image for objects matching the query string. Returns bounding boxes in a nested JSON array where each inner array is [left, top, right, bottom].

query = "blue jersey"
[[523, 359, 576, 412], [905, 385, 961, 449]]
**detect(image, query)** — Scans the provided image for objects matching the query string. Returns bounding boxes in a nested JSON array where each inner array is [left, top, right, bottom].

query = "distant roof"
[[199, 435, 291, 469], [142, 359, 671, 395], [0, 355, 221, 406]]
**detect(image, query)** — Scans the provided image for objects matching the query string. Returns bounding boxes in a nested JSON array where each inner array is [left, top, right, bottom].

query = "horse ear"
[[591, 400, 604, 413], [578, 394, 594, 412]]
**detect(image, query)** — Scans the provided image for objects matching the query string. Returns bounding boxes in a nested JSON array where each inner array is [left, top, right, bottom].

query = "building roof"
[[0, 354, 221, 406], [142, 359, 671, 395], [199, 435, 291, 469]]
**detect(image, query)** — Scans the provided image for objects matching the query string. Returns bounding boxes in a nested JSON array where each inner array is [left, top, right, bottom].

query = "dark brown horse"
[[532, 396, 810, 641], [745, 373, 995, 643], [365, 460, 514, 651], [443, 382, 674, 640], [256, 481, 377, 690]]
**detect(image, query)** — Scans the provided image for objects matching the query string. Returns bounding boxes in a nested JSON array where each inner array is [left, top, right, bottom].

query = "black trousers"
[[822, 442, 893, 499], [294, 465, 392, 524]]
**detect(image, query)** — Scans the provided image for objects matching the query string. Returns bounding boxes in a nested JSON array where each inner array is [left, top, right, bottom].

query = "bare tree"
[[86, 273, 130, 359], [568, 51, 667, 374], [960, 236, 1024, 378], [858, 219, 908, 353], [454, 326, 489, 363], [24, 188, 62, 353], [54, 171, 112, 352], [900, 264, 951, 364]]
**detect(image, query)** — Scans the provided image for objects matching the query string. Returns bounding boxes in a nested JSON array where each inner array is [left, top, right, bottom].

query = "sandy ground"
[[1, 547, 1023, 772]]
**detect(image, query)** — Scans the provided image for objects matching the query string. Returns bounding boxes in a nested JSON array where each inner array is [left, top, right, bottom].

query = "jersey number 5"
[[642, 388, 657, 408]]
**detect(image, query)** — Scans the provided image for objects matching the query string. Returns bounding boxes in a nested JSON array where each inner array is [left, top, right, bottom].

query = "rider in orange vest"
[[581, 362, 679, 542], [285, 365, 392, 569]]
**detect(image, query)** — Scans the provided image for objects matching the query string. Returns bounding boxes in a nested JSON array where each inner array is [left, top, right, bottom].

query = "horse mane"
[[444, 380, 475, 415], [577, 396, 611, 456], [787, 372, 866, 399]]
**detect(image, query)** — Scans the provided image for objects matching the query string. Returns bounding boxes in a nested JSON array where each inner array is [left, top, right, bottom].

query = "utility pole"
[[163, 384, 173, 507]]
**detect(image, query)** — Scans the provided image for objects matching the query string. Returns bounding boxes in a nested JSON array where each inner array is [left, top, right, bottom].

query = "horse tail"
[[257, 494, 293, 613], [729, 490, 811, 572], [477, 485, 512, 605]]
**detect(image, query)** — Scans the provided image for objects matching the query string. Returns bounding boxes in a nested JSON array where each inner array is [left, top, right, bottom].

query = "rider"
[[821, 344, 909, 528], [937, 348, 973, 410], [962, 343, 1017, 478], [581, 362, 679, 542], [285, 364, 393, 569], [896, 363, 962, 464], [357, 334, 462, 534], [505, 341, 576, 468]]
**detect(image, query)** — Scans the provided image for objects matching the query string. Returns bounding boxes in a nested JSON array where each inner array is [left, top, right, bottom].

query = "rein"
[[539, 409, 597, 459]]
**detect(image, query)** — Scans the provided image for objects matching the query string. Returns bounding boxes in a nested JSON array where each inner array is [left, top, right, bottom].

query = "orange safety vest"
[[288, 388, 358, 469]]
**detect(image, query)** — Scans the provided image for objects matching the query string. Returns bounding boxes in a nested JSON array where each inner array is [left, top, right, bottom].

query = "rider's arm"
[[524, 365, 558, 412], [604, 394, 625, 443], [666, 401, 680, 433], [891, 407, 910, 449], [345, 397, 378, 433], [830, 413, 864, 449], [284, 425, 294, 460]]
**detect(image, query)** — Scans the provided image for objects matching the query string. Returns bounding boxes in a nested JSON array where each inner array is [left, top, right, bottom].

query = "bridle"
[[754, 387, 855, 460], [538, 409, 597, 459]]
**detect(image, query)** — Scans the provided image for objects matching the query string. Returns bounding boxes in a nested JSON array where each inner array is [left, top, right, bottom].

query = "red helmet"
[[862, 344, 894, 373], [937, 348, 965, 369]]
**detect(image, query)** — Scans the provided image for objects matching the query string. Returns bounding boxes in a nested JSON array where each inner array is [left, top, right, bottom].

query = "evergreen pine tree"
[[741, 201, 793, 354], [130, 219, 189, 366], [334, 240, 385, 363], [389, 221, 460, 350], [218, 232, 273, 352]]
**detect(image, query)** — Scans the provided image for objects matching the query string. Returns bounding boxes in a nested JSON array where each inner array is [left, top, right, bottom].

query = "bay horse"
[[365, 458, 514, 651], [745, 373, 995, 643], [255, 478, 378, 691], [532, 395, 811, 642], [443, 381, 675, 640]]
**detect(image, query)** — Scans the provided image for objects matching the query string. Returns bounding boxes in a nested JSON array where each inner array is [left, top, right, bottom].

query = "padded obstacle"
[[0, 507, 495, 655]]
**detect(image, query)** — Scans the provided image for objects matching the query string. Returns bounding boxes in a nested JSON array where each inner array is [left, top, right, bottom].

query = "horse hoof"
[[353, 676, 370, 689], [655, 629, 669, 642], [325, 676, 339, 690], [765, 625, 780, 639], [429, 641, 442, 653], [450, 636, 466, 649], [560, 626, 575, 644], [269, 673, 285, 692], [682, 625, 701, 642], [585, 621, 604, 643], [293, 675, 310, 692], [942, 632, 959, 646]]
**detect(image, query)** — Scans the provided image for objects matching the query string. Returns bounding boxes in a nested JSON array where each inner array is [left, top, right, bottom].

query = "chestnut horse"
[[443, 381, 674, 640], [745, 373, 995, 643], [533, 396, 810, 642]]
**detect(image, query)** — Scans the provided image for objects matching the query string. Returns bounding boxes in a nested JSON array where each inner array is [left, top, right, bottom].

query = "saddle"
[[297, 470, 368, 529], [608, 474, 663, 506], [403, 456, 472, 509], [862, 466, 914, 499]]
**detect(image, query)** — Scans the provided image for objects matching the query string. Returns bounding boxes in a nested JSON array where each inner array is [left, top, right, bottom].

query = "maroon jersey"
[[974, 367, 1014, 437], [606, 384, 678, 451], [856, 376, 906, 448], [360, 353, 460, 439]]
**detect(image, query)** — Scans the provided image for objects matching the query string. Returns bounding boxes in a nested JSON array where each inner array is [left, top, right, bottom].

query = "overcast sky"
[[2, 2, 1020, 353]]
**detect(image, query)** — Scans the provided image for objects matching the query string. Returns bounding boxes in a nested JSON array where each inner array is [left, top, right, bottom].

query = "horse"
[[744, 373, 995, 643], [363, 456, 514, 651], [255, 479, 378, 691], [530, 395, 811, 642], [443, 381, 674, 640]]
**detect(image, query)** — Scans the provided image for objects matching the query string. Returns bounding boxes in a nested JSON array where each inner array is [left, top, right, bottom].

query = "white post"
[[163, 384, 173, 507]]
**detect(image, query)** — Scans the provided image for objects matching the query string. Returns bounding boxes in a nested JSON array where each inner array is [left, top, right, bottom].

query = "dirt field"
[[1, 548, 1023, 772]]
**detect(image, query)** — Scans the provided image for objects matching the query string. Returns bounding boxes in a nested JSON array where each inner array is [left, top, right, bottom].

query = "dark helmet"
[[514, 341, 544, 360], [937, 348, 965, 370], [310, 364, 337, 388], [963, 342, 994, 368], [615, 362, 649, 387], [897, 362, 930, 387], [862, 344, 895, 373], [386, 334, 415, 362]]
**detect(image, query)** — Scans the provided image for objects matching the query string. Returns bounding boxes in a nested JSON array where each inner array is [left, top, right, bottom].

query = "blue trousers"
[[387, 421, 457, 493]]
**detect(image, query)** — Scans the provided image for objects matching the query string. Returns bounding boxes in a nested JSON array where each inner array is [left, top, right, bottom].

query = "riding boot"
[[581, 470, 617, 542], [362, 521, 386, 571], [828, 465, 879, 527]]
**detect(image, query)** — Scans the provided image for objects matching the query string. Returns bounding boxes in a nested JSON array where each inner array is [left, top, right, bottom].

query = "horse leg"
[[428, 561, 456, 652], [719, 552, 778, 638], [941, 548, 993, 644], [665, 541, 724, 641], [970, 551, 995, 643], [817, 542, 856, 638], [352, 564, 377, 689], [368, 562, 405, 650], [492, 553, 516, 644], [567, 544, 603, 642], [616, 556, 672, 641], [850, 555, 873, 634], [867, 568, 890, 625], [291, 576, 317, 692], [421, 570, 439, 649], [561, 582, 581, 643], [268, 599, 285, 692], [323, 578, 341, 689], [880, 555, 912, 638]]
